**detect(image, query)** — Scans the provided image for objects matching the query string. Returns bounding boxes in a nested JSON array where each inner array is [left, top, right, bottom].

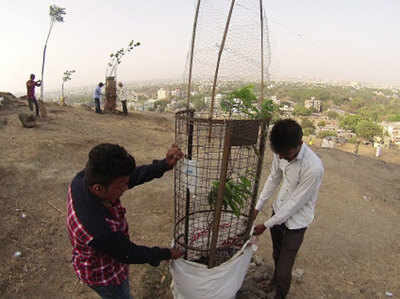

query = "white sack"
[[170, 241, 256, 299]]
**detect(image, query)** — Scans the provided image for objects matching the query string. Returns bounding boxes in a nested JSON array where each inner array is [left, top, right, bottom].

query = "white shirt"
[[117, 86, 129, 102], [94, 86, 103, 99], [255, 144, 324, 229]]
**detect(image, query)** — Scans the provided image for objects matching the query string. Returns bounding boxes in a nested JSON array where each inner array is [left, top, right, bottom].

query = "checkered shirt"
[[66, 186, 129, 286]]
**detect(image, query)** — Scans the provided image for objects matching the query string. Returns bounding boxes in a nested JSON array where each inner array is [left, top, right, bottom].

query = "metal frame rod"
[[246, 120, 268, 239], [259, 0, 264, 105], [208, 123, 231, 268], [186, 0, 202, 110], [184, 110, 194, 259], [208, 0, 236, 120]]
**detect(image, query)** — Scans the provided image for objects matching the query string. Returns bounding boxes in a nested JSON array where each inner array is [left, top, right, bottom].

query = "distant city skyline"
[[1, 0, 400, 95]]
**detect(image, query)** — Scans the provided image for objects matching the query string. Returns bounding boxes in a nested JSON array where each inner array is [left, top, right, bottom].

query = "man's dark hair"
[[30, 74, 35, 79], [85, 143, 135, 187], [98, 82, 104, 87], [269, 119, 303, 153]]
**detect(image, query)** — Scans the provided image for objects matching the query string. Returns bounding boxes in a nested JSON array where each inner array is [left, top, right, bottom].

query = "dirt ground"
[[0, 100, 399, 298]]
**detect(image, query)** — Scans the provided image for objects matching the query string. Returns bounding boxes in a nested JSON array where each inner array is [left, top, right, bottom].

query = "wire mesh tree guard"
[[174, 0, 271, 268]]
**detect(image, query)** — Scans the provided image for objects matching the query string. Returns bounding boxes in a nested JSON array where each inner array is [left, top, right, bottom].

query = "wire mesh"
[[174, 111, 268, 266], [175, 0, 271, 268], [183, 0, 271, 117]]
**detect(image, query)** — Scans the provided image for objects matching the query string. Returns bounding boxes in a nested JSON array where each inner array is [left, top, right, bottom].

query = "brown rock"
[[18, 113, 36, 128]]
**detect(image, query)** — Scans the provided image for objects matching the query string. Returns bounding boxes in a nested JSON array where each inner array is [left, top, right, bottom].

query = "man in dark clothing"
[[26, 74, 41, 117], [66, 143, 184, 298]]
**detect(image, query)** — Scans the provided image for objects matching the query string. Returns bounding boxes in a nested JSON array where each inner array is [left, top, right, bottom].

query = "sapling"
[[220, 85, 274, 119], [106, 40, 141, 78], [61, 70, 75, 104], [40, 5, 66, 101]]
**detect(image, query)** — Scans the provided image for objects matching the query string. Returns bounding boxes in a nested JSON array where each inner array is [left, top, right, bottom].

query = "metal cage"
[[174, 110, 268, 267]]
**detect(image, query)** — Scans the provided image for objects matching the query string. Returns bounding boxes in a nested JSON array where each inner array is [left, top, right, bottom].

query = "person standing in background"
[[94, 82, 104, 114], [117, 82, 129, 116], [26, 74, 41, 117]]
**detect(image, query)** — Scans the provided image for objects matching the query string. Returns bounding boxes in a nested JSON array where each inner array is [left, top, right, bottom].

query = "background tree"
[[355, 120, 383, 142], [191, 95, 207, 111], [61, 70, 75, 104], [317, 120, 326, 127], [293, 104, 312, 116], [318, 130, 337, 138], [388, 114, 400, 122], [327, 111, 339, 119], [301, 118, 315, 129], [40, 5, 66, 101], [339, 114, 362, 132]]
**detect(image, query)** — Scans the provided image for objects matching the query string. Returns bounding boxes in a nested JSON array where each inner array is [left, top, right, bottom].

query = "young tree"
[[220, 85, 275, 119], [61, 70, 76, 104], [106, 40, 141, 77], [40, 5, 66, 101]]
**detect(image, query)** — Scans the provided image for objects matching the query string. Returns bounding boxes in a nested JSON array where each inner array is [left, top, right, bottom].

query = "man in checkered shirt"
[[67, 143, 184, 298]]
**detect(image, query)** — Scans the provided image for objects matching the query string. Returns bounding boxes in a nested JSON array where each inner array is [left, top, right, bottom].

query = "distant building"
[[170, 88, 183, 98], [281, 105, 294, 112], [304, 97, 321, 112], [381, 121, 400, 144], [157, 88, 168, 100]]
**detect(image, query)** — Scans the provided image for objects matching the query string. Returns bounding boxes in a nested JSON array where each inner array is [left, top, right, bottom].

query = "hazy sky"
[[1, 0, 400, 95]]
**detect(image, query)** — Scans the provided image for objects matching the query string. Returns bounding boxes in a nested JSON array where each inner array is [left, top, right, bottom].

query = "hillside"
[[0, 98, 399, 298]]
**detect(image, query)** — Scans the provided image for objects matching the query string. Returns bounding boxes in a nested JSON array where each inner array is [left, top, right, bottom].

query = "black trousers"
[[121, 100, 128, 115], [28, 96, 39, 116], [270, 222, 307, 299], [94, 98, 101, 113]]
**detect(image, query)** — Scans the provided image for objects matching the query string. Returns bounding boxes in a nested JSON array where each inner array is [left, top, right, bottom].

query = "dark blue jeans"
[[89, 279, 133, 299], [94, 98, 102, 113], [27, 96, 39, 116]]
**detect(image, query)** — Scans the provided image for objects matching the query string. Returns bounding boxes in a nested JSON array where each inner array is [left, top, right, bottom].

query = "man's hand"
[[166, 144, 184, 168], [253, 224, 267, 236], [170, 248, 184, 260]]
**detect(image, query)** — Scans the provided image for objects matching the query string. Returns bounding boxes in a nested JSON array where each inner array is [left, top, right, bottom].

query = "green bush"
[[318, 130, 337, 138]]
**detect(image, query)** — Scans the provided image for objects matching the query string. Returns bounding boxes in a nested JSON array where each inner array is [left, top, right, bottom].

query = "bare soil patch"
[[0, 100, 399, 298]]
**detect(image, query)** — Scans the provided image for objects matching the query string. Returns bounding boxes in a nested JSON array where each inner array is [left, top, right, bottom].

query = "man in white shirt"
[[93, 82, 104, 114], [253, 119, 324, 299], [117, 82, 128, 116]]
